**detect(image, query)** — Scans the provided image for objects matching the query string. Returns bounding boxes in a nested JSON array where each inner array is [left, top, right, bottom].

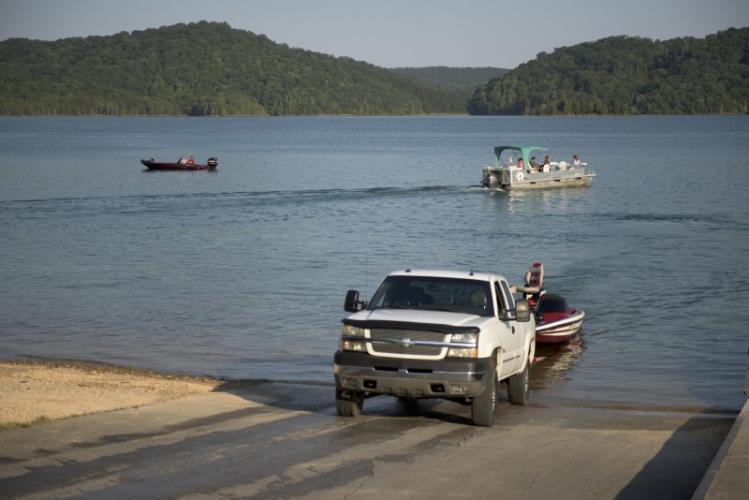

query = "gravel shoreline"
[[0, 359, 220, 428]]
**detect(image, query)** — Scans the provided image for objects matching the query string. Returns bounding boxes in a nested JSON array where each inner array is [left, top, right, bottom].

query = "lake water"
[[1, 115, 747, 410]]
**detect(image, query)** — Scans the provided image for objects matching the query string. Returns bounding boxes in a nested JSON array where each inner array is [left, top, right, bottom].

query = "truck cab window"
[[494, 282, 506, 317], [500, 280, 516, 311]]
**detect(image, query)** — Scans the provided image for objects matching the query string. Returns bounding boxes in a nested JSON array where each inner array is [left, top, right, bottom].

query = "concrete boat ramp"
[[0, 381, 745, 499]]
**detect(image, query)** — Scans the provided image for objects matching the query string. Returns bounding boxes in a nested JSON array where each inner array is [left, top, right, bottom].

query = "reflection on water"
[[531, 335, 585, 389], [484, 185, 594, 217]]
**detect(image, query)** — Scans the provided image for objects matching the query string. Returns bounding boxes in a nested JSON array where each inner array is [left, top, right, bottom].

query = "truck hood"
[[345, 308, 488, 329]]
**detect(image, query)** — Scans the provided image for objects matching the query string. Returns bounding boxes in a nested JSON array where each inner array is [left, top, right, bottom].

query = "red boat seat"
[[522, 262, 544, 294]]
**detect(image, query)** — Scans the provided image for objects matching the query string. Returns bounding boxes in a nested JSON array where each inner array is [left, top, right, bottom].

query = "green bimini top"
[[493, 146, 548, 167]]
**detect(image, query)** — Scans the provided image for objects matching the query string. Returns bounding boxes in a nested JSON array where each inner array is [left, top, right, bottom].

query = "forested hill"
[[468, 28, 749, 115], [390, 66, 508, 107], [390, 66, 508, 90], [0, 21, 466, 116]]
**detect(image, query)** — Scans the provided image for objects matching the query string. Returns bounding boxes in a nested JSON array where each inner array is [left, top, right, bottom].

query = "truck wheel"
[[507, 361, 530, 405], [336, 389, 364, 417], [471, 363, 497, 427]]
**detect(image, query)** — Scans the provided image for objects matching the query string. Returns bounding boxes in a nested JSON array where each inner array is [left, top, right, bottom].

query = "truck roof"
[[387, 269, 507, 283]]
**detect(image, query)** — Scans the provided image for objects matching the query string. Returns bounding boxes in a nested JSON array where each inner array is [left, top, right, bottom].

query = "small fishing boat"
[[482, 145, 595, 190], [513, 262, 585, 344], [141, 157, 218, 171], [534, 293, 585, 344]]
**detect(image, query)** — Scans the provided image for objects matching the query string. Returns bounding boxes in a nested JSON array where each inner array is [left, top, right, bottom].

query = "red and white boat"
[[534, 293, 585, 344], [515, 262, 585, 344], [141, 157, 218, 171]]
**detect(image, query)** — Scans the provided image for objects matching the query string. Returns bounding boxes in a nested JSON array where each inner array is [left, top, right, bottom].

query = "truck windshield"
[[368, 276, 494, 317]]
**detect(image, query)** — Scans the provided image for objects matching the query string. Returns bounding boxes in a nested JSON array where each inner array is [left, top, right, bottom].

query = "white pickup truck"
[[334, 269, 535, 426]]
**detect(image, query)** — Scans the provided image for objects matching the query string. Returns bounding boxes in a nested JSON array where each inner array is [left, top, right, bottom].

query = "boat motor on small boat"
[[513, 262, 585, 344], [141, 157, 218, 171], [534, 293, 585, 344]]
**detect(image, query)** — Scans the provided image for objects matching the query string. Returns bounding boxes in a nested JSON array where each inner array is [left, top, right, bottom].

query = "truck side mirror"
[[344, 290, 367, 312], [515, 299, 531, 322]]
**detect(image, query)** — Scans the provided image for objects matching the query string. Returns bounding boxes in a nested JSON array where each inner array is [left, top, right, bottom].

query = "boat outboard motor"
[[481, 166, 499, 188]]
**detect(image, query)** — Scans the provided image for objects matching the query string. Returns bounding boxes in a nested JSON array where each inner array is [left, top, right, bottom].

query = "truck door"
[[501, 278, 533, 368], [495, 280, 522, 375]]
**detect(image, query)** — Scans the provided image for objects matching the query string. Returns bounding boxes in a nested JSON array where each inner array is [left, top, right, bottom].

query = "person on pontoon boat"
[[530, 156, 540, 171]]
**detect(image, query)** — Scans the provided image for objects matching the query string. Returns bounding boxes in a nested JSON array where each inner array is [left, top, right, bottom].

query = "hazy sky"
[[1, 0, 747, 68]]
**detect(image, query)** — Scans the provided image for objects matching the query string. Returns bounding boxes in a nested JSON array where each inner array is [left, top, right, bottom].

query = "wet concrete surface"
[[692, 366, 749, 500], [0, 378, 736, 500]]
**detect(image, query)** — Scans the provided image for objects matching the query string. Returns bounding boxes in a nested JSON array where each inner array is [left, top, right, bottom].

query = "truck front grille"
[[368, 328, 447, 356]]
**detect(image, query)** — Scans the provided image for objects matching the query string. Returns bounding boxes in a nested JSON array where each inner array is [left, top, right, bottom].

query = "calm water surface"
[[1, 116, 747, 409]]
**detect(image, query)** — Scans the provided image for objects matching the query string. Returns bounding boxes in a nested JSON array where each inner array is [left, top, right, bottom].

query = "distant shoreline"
[[0, 112, 746, 118]]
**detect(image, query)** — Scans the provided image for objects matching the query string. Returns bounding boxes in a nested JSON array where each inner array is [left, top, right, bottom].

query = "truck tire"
[[507, 361, 530, 405], [471, 360, 497, 426], [336, 389, 364, 417]]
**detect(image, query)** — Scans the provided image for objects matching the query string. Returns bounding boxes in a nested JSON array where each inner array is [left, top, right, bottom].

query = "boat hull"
[[141, 160, 217, 171], [503, 175, 594, 190], [535, 310, 585, 344], [482, 165, 596, 191]]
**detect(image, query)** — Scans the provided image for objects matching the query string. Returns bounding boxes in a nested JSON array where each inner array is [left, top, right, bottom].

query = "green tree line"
[[391, 66, 508, 104], [0, 21, 466, 116], [1, 22, 746, 116], [468, 28, 749, 115]]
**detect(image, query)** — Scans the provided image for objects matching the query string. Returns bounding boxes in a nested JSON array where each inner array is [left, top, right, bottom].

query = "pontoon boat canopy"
[[493, 146, 548, 167]]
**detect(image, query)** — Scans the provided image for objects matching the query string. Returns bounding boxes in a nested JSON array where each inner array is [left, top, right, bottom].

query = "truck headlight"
[[341, 324, 366, 351], [341, 340, 367, 352], [450, 333, 477, 344], [447, 332, 478, 358], [447, 347, 478, 358], [341, 324, 365, 337]]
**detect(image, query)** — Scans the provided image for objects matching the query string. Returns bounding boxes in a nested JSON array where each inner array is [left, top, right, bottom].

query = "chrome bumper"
[[334, 351, 492, 398]]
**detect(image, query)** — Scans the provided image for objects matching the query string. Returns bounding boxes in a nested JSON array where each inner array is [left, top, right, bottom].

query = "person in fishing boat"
[[517, 156, 525, 171], [572, 154, 581, 165]]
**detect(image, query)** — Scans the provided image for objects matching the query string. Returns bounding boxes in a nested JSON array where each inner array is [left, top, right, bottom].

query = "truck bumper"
[[334, 351, 492, 398]]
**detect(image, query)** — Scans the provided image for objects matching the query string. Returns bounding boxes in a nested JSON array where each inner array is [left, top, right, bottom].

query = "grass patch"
[[0, 415, 51, 431]]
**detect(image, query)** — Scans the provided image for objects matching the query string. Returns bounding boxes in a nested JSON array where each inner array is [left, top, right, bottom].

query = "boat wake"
[[599, 211, 741, 227], [0, 185, 482, 218]]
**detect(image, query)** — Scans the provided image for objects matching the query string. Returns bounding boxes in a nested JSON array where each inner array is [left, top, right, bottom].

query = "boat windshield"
[[368, 276, 494, 317]]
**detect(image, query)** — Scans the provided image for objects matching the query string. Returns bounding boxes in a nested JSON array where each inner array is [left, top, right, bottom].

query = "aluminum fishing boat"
[[482, 146, 595, 190]]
